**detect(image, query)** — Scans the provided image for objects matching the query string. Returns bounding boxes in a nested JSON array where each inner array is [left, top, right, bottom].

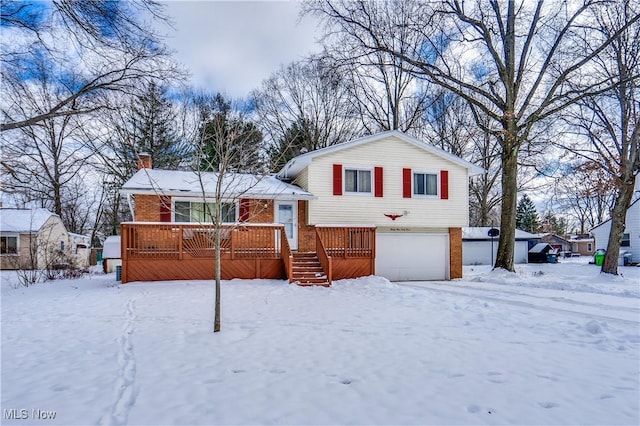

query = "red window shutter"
[[239, 199, 250, 222], [374, 167, 383, 197], [160, 196, 171, 222], [402, 168, 412, 198], [440, 170, 449, 200], [333, 164, 343, 195]]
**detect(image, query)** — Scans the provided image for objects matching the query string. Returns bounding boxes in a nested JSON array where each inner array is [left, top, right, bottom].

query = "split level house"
[[119, 130, 483, 285]]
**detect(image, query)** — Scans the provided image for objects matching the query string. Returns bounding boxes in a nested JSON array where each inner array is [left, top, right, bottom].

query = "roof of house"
[[120, 169, 315, 200], [529, 243, 555, 254], [462, 227, 538, 240], [591, 197, 639, 231], [276, 130, 485, 179], [0, 208, 58, 233]]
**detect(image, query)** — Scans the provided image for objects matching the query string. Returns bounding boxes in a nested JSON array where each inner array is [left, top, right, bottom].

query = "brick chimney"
[[137, 153, 152, 170]]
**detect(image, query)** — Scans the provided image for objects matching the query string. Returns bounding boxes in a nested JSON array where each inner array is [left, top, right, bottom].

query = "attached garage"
[[376, 232, 449, 281]]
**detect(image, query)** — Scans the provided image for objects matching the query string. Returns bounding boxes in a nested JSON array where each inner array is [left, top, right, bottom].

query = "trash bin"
[[96, 250, 103, 262], [594, 249, 605, 266], [619, 251, 632, 266], [116, 265, 122, 281], [547, 253, 558, 263]]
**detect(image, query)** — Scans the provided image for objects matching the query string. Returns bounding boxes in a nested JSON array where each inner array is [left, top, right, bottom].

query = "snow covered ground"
[[1, 257, 638, 425]]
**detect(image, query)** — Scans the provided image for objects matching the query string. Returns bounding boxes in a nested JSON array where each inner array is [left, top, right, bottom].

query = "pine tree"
[[197, 93, 264, 173], [516, 194, 540, 233], [267, 118, 313, 172], [129, 81, 188, 170]]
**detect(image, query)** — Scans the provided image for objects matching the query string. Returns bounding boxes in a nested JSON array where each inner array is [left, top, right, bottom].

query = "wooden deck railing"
[[121, 222, 286, 261], [315, 225, 376, 259], [281, 230, 293, 282], [315, 228, 333, 286]]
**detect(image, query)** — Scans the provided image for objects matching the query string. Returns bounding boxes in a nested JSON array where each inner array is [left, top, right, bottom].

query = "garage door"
[[376, 233, 449, 281]]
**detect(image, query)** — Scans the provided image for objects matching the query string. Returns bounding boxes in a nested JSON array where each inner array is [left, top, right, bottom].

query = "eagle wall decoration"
[[384, 213, 403, 221]]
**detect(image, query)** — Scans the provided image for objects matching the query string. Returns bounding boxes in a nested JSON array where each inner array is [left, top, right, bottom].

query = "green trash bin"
[[594, 250, 605, 266]]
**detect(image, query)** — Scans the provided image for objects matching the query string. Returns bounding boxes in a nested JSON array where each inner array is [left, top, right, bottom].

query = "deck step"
[[290, 251, 330, 287]]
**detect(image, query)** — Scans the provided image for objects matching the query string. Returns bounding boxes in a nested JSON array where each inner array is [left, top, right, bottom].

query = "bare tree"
[[1, 0, 177, 132], [560, 1, 639, 274], [552, 160, 617, 234], [193, 94, 267, 332], [252, 58, 362, 168], [306, 0, 640, 271]]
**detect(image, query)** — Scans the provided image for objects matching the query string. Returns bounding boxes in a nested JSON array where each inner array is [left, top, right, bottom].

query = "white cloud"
[[160, 0, 322, 98]]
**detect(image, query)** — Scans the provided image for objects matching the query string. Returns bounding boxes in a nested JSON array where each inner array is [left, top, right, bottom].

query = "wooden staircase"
[[291, 252, 330, 287]]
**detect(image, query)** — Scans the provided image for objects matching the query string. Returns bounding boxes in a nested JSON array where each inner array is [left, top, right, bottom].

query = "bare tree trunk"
[[602, 176, 636, 274], [214, 224, 221, 333], [495, 139, 519, 271]]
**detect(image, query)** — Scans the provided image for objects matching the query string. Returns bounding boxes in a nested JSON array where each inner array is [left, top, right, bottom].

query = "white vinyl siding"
[[305, 135, 470, 227]]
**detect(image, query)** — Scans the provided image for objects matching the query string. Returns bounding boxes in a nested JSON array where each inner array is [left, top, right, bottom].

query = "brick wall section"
[[298, 201, 316, 252], [449, 227, 462, 279], [134, 195, 162, 221], [245, 199, 273, 223]]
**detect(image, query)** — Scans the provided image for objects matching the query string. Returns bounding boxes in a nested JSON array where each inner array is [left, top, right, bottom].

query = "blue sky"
[[160, 1, 322, 98]]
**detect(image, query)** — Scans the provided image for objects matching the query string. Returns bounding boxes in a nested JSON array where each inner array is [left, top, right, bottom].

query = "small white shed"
[[102, 235, 121, 273], [462, 227, 537, 265]]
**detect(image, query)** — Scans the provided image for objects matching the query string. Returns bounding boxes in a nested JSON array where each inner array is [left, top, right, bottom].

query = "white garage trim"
[[376, 233, 449, 281]]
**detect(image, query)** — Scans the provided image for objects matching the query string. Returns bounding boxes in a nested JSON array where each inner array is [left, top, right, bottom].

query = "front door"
[[275, 201, 297, 250]]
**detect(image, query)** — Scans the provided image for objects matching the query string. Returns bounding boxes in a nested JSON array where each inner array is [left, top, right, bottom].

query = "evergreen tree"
[[268, 118, 314, 172], [516, 194, 540, 233], [197, 93, 264, 173], [129, 81, 189, 171]]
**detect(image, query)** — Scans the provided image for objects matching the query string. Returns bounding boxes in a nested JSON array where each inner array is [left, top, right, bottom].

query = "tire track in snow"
[[397, 283, 639, 325], [99, 299, 138, 425], [402, 281, 640, 313]]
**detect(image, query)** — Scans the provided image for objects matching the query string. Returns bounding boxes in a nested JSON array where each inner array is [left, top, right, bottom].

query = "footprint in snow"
[[538, 401, 559, 409], [340, 379, 353, 385]]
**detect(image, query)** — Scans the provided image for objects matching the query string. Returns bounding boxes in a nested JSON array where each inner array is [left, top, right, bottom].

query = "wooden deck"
[[120, 222, 375, 285]]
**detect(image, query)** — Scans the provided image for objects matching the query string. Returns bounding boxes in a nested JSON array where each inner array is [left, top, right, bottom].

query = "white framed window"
[[344, 168, 372, 194], [1, 235, 18, 255], [173, 200, 237, 223], [413, 172, 438, 196], [622, 233, 631, 247]]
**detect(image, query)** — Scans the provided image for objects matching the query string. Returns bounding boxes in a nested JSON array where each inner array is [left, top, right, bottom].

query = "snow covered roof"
[[462, 227, 538, 240], [120, 169, 315, 201], [529, 243, 554, 254], [0, 208, 57, 233], [102, 236, 120, 259], [276, 130, 484, 179]]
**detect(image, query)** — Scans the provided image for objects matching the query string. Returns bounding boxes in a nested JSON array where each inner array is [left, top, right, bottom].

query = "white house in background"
[[591, 198, 640, 264], [462, 227, 537, 265], [0, 208, 70, 270]]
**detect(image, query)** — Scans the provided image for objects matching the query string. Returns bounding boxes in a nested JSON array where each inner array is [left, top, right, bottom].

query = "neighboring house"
[[591, 198, 639, 264], [119, 130, 483, 284], [0, 208, 70, 270], [462, 227, 537, 265], [567, 236, 595, 256]]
